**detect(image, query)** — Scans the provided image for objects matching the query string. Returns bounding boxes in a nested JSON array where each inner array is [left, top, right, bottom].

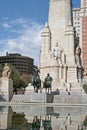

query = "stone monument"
[[39, 0, 83, 91], [0, 63, 13, 101]]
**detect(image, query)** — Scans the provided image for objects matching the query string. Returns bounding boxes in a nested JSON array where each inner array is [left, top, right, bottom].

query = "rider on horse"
[[31, 66, 41, 92], [32, 73, 40, 86], [43, 73, 53, 92]]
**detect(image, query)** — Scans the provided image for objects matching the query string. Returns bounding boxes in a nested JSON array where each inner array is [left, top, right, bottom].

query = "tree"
[[83, 83, 87, 94], [10, 64, 21, 89], [0, 63, 4, 77]]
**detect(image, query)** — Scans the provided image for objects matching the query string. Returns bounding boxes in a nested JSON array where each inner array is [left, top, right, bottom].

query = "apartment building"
[[0, 52, 34, 75]]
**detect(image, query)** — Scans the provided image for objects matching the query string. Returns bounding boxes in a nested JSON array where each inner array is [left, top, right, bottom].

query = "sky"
[[0, 0, 81, 65]]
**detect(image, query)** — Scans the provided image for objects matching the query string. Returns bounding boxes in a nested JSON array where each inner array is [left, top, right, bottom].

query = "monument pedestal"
[[0, 78, 13, 101], [0, 106, 12, 129]]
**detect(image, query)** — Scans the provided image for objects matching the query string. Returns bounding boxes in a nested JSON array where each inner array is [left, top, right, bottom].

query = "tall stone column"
[[40, 23, 51, 67], [65, 0, 75, 65], [41, 23, 51, 55], [65, 0, 72, 27], [40, 23, 51, 80], [65, 26, 75, 65]]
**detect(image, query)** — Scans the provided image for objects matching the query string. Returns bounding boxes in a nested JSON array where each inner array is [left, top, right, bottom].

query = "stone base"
[[25, 92, 53, 103], [53, 95, 81, 104], [11, 92, 53, 103], [0, 106, 12, 129], [25, 82, 84, 96], [0, 78, 13, 101], [53, 94, 87, 105]]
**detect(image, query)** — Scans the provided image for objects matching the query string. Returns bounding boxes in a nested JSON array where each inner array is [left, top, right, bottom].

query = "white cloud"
[[2, 23, 11, 28], [0, 18, 44, 65]]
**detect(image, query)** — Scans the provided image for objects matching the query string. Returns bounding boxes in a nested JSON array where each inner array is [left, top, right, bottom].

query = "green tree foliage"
[[0, 63, 32, 89], [83, 83, 87, 94], [10, 64, 21, 89], [0, 63, 5, 77], [83, 115, 87, 127], [20, 74, 32, 88]]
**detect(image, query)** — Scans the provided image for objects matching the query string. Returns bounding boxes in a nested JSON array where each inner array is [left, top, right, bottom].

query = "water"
[[0, 105, 87, 130]]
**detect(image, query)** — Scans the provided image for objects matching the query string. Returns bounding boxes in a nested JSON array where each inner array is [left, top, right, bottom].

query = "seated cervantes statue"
[[2, 63, 11, 79], [50, 42, 62, 64], [53, 42, 61, 59]]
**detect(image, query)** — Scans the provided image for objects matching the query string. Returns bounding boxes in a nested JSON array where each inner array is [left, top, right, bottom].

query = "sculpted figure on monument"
[[2, 63, 11, 79], [31, 66, 41, 93], [43, 73, 53, 93], [75, 45, 81, 66]]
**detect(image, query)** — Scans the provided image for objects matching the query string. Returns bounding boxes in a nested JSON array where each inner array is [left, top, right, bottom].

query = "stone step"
[[53, 95, 82, 104], [11, 91, 87, 104], [11, 93, 53, 103], [70, 91, 82, 96], [67, 125, 79, 130], [11, 95, 25, 103], [60, 91, 69, 95]]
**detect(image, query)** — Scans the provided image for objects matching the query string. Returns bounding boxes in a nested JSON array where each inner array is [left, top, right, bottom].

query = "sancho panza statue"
[[43, 73, 53, 93]]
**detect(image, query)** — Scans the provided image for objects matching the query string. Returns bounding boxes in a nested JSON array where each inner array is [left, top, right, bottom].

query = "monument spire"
[[65, 0, 73, 26], [48, 0, 73, 49]]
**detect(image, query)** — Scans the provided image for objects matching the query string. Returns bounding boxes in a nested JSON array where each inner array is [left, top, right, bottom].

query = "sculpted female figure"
[[75, 45, 81, 66], [2, 63, 11, 79]]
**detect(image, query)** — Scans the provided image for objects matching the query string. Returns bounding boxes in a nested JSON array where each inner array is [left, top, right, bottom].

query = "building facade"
[[73, 8, 80, 37], [0, 52, 34, 75], [73, 0, 87, 72], [80, 0, 87, 72]]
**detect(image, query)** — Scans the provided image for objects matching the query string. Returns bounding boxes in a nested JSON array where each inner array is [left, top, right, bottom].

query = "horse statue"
[[43, 73, 53, 93], [31, 67, 41, 93]]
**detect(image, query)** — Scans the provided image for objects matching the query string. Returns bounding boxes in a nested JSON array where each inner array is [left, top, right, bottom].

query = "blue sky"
[[0, 0, 81, 65]]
